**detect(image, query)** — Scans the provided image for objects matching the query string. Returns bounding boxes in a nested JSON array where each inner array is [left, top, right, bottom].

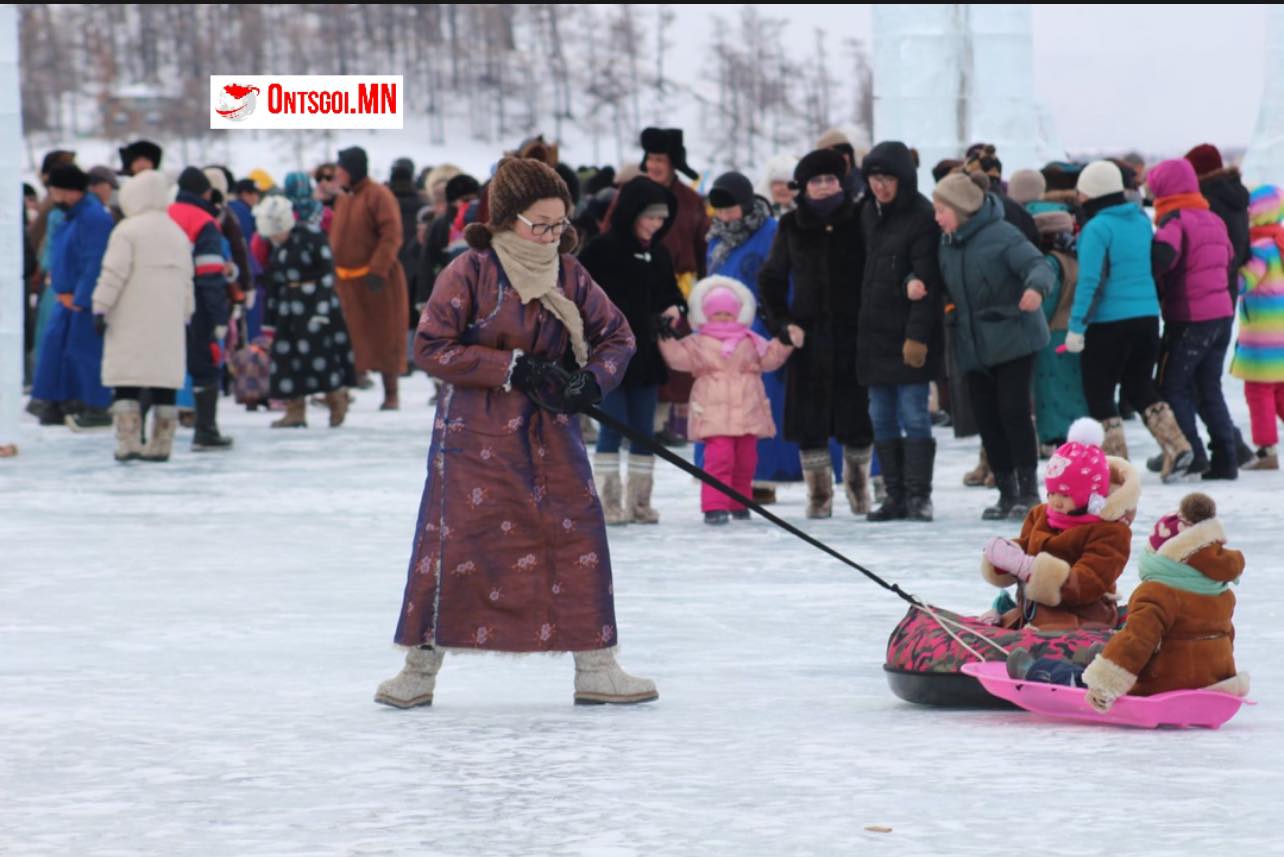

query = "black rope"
[[585, 404, 920, 607]]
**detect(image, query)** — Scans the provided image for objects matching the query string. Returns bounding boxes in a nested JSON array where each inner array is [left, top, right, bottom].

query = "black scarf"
[[707, 198, 771, 273]]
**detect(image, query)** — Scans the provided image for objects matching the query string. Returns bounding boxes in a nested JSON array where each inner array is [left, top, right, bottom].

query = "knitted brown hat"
[[466, 157, 577, 253], [933, 172, 985, 220]]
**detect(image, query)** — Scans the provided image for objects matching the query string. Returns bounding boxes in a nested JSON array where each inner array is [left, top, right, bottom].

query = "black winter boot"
[[1202, 440, 1239, 481], [902, 438, 936, 522], [1011, 465, 1041, 520], [982, 471, 1019, 521], [192, 386, 234, 451], [866, 439, 907, 522]]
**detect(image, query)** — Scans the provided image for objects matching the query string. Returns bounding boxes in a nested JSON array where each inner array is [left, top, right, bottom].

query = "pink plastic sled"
[[960, 662, 1253, 729]]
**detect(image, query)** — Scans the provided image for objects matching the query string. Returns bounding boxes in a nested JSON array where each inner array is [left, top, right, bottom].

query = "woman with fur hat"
[[759, 148, 873, 519], [979, 418, 1140, 631], [1008, 492, 1247, 713], [657, 276, 793, 525], [1066, 160, 1195, 481], [376, 157, 655, 709]]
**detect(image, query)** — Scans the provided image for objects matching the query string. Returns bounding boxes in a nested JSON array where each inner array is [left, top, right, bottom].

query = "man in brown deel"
[[331, 146, 409, 409]]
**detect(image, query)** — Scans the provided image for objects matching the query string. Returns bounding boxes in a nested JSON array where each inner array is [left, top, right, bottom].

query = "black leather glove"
[[93, 314, 107, 336], [509, 353, 556, 396], [655, 314, 686, 340], [559, 369, 602, 414], [366, 273, 387, 294]]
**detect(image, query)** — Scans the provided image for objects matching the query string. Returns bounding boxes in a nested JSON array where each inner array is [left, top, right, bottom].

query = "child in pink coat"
[[658, 275, 794, 524]]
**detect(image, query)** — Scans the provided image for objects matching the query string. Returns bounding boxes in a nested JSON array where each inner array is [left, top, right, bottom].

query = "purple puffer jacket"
[[1150, 158, 1235, 323]]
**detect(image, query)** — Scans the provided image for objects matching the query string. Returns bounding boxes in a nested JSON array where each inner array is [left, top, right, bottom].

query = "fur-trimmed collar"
[[1196, 165, 1241, 184], [1157, 518, 1226, 563], [1097, 457, 1141, 523]]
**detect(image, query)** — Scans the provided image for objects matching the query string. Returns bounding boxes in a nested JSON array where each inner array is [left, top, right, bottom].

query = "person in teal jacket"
[[1062, 160, 1194, 481]]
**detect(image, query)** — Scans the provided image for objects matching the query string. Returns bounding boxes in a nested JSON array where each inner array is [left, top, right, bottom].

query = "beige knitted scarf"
[[491, 230, 588, 366]]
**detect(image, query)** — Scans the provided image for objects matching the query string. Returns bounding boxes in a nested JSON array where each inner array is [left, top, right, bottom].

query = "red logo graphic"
[[214, 83, 260, 121]]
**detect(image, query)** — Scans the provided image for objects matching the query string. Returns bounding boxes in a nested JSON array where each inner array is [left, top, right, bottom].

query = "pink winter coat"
[[658, 333, 792, 440]]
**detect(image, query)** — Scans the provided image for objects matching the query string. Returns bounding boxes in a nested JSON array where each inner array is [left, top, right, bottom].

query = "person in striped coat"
[[1233, 185, 1284, 470]]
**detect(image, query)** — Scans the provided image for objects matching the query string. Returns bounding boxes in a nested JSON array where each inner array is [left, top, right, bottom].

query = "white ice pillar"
[[0, 5, 22, 449], [874, 4, 1059, 188], [1242, 6, 1284, 186], [872, 4, 967, 192], [966, 4, 1043, 175]]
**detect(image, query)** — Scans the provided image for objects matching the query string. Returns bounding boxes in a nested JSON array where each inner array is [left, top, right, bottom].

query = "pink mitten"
[[983, 537, 1035, 582]]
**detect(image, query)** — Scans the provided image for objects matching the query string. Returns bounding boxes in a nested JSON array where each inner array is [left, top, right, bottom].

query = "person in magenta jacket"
[[1149, 157, 1238, 479]]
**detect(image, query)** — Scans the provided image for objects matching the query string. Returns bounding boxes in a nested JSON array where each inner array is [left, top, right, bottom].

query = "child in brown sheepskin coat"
[[1008, 492, 1247, 712], [979, 418, 1140, 631]]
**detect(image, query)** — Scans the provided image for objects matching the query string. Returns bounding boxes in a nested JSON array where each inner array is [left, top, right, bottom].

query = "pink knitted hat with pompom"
[[1044, 418, 1111, 512]]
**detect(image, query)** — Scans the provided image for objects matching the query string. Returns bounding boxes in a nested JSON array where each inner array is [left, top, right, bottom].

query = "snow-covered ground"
[[1, 372, 1280, 856]]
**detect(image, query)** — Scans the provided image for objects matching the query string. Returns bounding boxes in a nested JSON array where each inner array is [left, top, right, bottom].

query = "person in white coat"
[[92, 170, 195, 462]]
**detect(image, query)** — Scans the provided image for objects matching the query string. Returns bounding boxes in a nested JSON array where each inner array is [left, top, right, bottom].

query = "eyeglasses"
[[516, 213, 571, 237], [868, 174, 898, 187]]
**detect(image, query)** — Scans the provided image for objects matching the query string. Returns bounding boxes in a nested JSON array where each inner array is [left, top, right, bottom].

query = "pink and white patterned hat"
[[1044, 418, 1111, 513]]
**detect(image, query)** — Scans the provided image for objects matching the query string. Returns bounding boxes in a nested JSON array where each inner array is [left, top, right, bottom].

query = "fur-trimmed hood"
[[688, 275, 757, 329], [1097, 457, 1141, 523]]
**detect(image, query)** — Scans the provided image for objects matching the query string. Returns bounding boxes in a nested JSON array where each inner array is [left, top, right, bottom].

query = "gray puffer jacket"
[[938, 194, 1053, 373]]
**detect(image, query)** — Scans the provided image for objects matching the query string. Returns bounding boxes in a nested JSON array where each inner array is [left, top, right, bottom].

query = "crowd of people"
[[15, 125, 1275, 709], [16, 130, 1284, 508]]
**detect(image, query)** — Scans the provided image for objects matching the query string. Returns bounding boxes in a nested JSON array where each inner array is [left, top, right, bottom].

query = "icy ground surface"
[[2, 372, 1281, 856]]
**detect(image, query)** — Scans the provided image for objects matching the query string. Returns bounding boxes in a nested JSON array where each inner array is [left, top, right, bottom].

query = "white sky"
[[666, 4, 1268, 156]]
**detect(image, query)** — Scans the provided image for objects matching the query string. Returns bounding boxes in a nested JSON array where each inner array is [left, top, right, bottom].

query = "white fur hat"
[[253, 194, 295, 238], [687, 275, 757, 329]]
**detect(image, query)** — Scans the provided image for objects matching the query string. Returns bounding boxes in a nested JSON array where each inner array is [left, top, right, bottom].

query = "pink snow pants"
[[1245, 381, 1284, 446], [702, 434, 758, 512]]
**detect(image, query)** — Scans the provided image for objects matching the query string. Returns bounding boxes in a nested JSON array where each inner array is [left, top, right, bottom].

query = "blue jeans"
[[595, 385, 659, 456], [1158, 317, 1235, 465], [1025, 657, 1087, 688], [867, 383, 932, 442]]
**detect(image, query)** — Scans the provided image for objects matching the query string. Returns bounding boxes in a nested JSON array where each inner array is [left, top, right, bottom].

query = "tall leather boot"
[[866, 439, 906, 521], [982, 470, 1019, 521], [192, 386, 233, 451], [902, 437, 937, 522], [1011, 465, 1041, 520]]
